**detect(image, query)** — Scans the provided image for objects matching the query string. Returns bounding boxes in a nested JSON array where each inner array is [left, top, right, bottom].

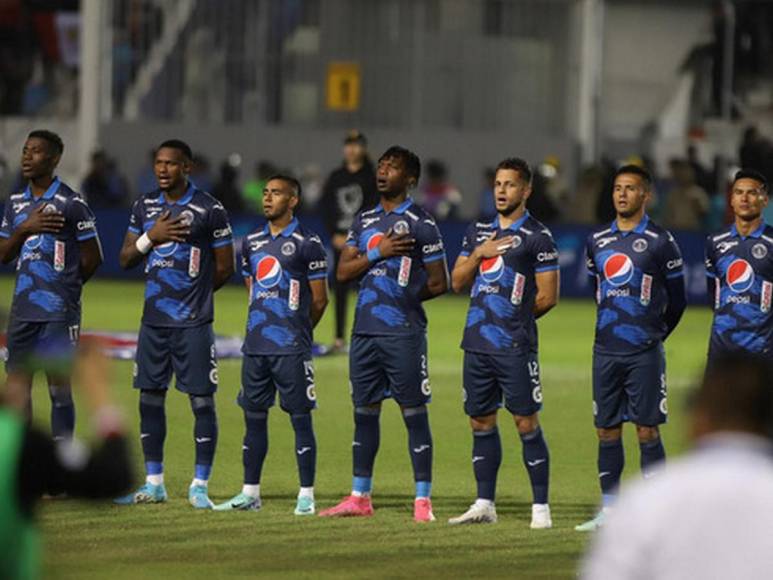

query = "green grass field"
[[1, 276, 714, 579]]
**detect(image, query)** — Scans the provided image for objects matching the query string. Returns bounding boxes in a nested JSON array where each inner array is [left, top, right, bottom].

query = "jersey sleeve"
[[532, 229, 559, 273], [659, 231, 685, 280], [585, 234, 597, 277], [68, 197, 98, 242], [127, 199, 143, 235], [0, 200, 14, 238], [459, 222, 477, 257], [209, 203, 234, 249], [240, 237, 251, 278], [304, 235, 329, 281], [704, 235, 717, 279], [416, 218, 446, 264], [345, 213, 362, 249]]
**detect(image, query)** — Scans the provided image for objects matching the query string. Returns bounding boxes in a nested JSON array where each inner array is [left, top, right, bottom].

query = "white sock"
[[242, 484, 260, 498], [191, 478, 208, 488], [474, 498, 494, 508], [298, 486, 314, 499], [146, 473, 164, 486], [351, 490, 369, 498]]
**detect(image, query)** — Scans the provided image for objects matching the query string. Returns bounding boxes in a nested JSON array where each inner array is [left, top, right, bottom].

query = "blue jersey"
[[586, 215, 684, 355], [0, 178, 98, 322], [705, 223, 773, 358], [240, 218, 328, 355], [127, 184, 233, 327], [459, 212, 559, 354], [346, 197, 446, 336]]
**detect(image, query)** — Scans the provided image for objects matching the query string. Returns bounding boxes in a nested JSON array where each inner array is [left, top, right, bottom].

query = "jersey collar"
[[23, 177, 60, 201], [159, 182, 195, 206], [497, 210, 530, 232], [610, 213, 649, 236], [262, 217, 299, 239], [374, 196, 413, 215], [730, 222, 765, 239]]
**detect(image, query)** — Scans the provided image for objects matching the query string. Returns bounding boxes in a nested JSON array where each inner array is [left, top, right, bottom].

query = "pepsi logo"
[[603, 253, 634, 286], [256, 255, 283, 288], [153, 241, 178, 257], [366, 232, 384, 251], [479, 256, 504, 282], [24, 234, 43, 250], [726, 259, 754, 293]]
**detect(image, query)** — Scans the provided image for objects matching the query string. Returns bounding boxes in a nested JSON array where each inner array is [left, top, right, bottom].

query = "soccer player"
[[576, 164, 686, 532], [0, 130, 102, 439], [214, 175, 328, 515], [114, 139, 234, 508], [319, 146, 448, 522], [705, 169, 772, 361], [448, 157, 558, 528]]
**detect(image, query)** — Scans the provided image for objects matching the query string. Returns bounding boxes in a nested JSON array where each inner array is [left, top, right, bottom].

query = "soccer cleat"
[[414, 498, 436, 523], [113, 483, 167, 505], [575, 509, 608, 532], [318, 495, 374, 517], [213, 492, 261, 511], [448, 502, 498, 525], [294, 496, 315, 516], [530, 504, 552, 529], [188, 484, 214, 509]]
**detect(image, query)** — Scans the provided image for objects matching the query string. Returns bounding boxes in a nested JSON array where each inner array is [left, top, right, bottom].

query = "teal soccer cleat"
[[188, 484, 214, 509], [114, 483, 168, 505], [213, 492, 261, 512], [294, 496, 315, 516]]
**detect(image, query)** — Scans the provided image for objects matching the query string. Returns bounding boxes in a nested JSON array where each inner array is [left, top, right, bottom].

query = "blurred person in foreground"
[[319, 130, 377, 353], [0, 338, 133, 580], [582, 354, 773, 580]]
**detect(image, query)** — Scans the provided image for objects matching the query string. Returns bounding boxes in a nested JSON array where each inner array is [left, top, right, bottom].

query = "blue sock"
[[48, 384, 74, 440], [146, 461, 163, 476], [403, 406, 433, 489], [639, 437, 665, 478], [415, 481, 431, 499], [598, 438, 624, 501], [291, 413, 316, 487], [139, 390, 166, 466], [243, 410, 268, 485], [352, 476, 372, 495], [520, 426, 550, 504], [353, 407, 380, 484], [190, 395, 217, 479], [473, 427, 502, 501]]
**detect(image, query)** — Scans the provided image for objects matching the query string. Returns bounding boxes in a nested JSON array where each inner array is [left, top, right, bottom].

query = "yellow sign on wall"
[[326, 62, 361, 111]]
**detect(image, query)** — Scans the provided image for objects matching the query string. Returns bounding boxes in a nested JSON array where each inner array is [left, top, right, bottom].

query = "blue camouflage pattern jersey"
[[0, 178, 98, 322], [240, 218, 328, 355], [346, 197, 446, 335], [586, 215, 684, 355], [127, 183, 233, 327], [460, 211, 559, 354], [705, 222, 773, 358]]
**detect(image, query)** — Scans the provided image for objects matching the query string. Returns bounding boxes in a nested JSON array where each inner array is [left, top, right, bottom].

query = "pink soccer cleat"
[[414, 498, 436, 523], [318, 495, 374, 518]]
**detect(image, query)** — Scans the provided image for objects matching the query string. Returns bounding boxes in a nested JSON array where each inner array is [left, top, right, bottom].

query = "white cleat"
[[530, 503, 552, 529], [448, 501, 498, 525]]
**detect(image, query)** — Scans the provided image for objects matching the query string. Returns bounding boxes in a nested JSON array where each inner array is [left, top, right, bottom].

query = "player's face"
[[21, 137, 59, 180], [730, 178, 768, 221], [613, 173, 649, 218], [376, 155, 414, 197], [154, 147, 190, 191], [343, 142, 365, 166], [263, 179, 298, 220], [494, 168, 531, 216]]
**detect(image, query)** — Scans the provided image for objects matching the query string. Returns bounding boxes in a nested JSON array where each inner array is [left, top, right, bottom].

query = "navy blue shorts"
[[349, 333, 430, 407], [5, 318, 80, 373], [238, 353, 317, 414], [463, 350, 543, 417], [133, 323, 218, 395], [592, 343, 667, 428]]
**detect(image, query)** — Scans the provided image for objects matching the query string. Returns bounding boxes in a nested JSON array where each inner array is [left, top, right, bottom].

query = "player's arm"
[[119, 210, 189, 270], [704, 236, 717, 306], [534, 269, 559, 319], [309, 279, 329, 328], [0, 205, 65, 263], [79, 238, 103, 283], [336, 229, 414, 283], [419, 258, 449, 301], [661, 235, 687, 339], [70, 199, 102, 282], [212, 244, 235, 291], [451, 233, 514, 293]]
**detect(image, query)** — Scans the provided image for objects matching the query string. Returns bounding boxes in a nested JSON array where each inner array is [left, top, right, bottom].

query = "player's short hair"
[[156, 139, 193, 161], [495, 157, 533, 185], [733, 169, 768, 194], [266, 174, 302, 197], [379, 146, 421, 182], [614, 164, 652, 190], [27, 130, 64, 156]]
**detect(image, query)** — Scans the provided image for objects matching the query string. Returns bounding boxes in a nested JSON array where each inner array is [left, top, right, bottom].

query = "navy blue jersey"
[[0, 178, 98, 322], [240, 218, 328, 355], [127, 184, 233, 327], [705, 222, 773, 358], [586, 216, 684, 355], [346, 197, 446, 336], [459, 212, 559, 354]]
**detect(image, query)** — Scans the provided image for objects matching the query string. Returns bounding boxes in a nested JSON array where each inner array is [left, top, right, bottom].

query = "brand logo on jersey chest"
[[603, 253, 634, 286], [752, 243, 768, 260], [726, 259, 754, 293], [479, 256, 504, 283], [633, 239, 648, 253], [366, 232, 384, 251], [256, 255, 283, 288]]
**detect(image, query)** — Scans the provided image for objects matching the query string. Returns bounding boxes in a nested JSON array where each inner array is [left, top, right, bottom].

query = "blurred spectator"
[[739, 126, 773, 184], [297, 163, 324, 214], [0, 1, 35, 114], [243, 160, 278, 215], [528, 165, 560, 224], [419, 159, 462, 221], [135, 149, 157, 195], [477, 167, 496, 222], [661, 159, 710, 231], [81, 150, 130, 209], [538, 155, 570, 210], [191, 154, 214, 193], [687, 144, 714, 195], [582, 354, 773, 580], [594, 157, 618, 224], [565, 165, 605, 225], [212, 159, 244, 214]]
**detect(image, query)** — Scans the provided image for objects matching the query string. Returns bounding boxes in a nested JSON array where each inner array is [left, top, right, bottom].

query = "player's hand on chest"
[[147, 207, 198, 245]]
